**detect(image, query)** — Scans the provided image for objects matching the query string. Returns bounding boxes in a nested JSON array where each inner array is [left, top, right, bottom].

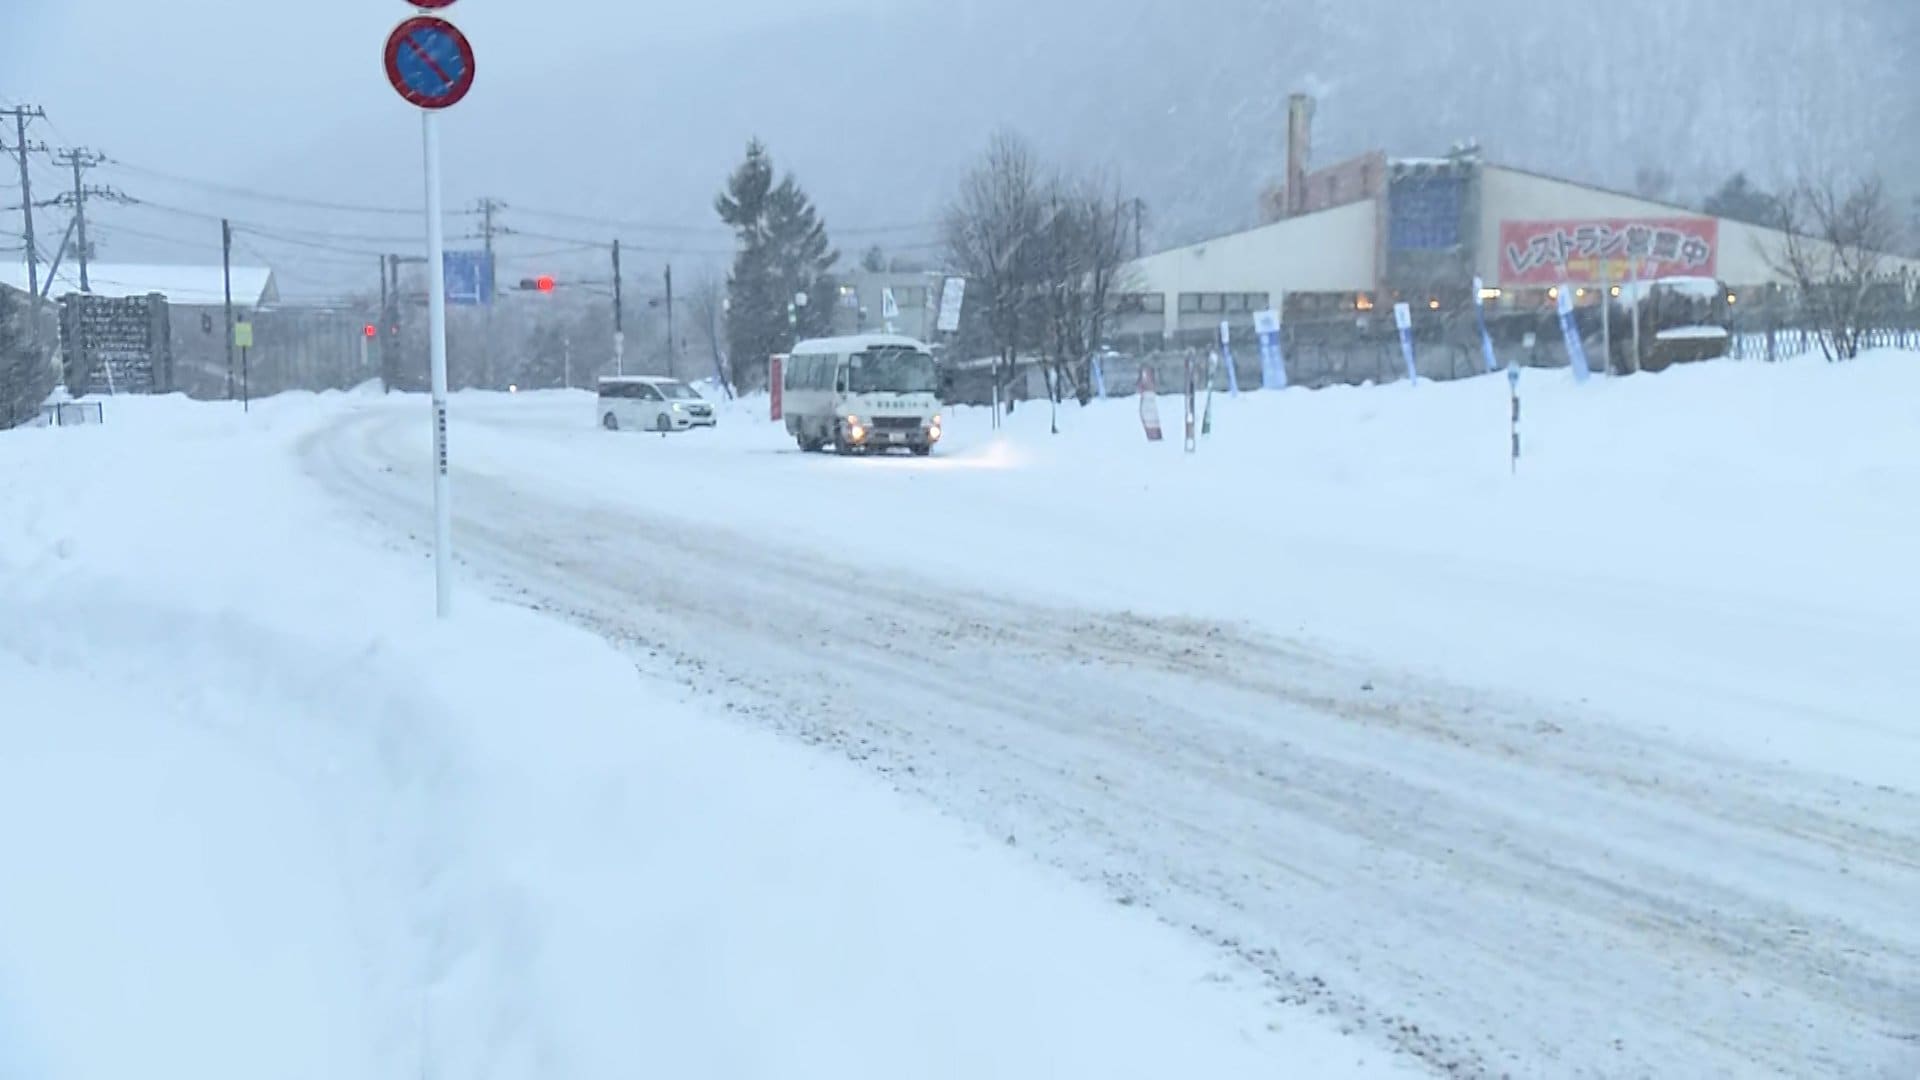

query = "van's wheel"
[[656, 413, 672, 432], [602, 412, 619, 431]]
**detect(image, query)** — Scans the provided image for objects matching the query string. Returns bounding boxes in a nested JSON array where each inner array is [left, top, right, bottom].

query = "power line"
[[510, 202, 940, 238], [100, 156, 460, 218]]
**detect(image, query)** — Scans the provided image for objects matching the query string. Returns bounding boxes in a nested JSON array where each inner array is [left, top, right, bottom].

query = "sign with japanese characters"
[[1498, 218, 1718, 286]]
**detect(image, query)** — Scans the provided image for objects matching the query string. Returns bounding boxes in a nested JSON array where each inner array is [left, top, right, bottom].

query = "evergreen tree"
[[1704, 172, 1783, 227], [716, 140, 838, 370], [0, 286, 55, 429]]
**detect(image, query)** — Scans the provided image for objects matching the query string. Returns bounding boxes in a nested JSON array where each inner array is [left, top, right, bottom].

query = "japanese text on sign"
[[1498, 218, 1717, 286]]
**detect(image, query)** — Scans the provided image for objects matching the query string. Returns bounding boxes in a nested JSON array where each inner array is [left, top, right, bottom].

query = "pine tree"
[[716, 140, 838, 372], [0, 286, 55, 429], [1704, 173, 1783, 227]]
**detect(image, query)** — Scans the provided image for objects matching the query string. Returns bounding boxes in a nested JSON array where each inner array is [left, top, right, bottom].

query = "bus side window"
[[813, 356, 834, 391], [785, 357, 803, 391], [833, 364, 848, 393]]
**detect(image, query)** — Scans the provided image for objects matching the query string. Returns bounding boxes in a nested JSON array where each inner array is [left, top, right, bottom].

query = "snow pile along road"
[[0, 394, 1410, 1079], [298, 351, 1920, 1078]]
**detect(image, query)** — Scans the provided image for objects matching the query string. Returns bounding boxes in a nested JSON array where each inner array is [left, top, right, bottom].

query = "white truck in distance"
[[783, 334, 943, 456]]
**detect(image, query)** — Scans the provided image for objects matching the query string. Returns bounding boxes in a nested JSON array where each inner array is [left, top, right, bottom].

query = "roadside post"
[[384, 0, 477, 619], [234, 320, 253, 412]]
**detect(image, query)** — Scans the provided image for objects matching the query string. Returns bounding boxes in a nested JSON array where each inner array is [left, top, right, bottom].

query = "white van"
[[598, 376, 716, 432], [783, 334, 942, 455]]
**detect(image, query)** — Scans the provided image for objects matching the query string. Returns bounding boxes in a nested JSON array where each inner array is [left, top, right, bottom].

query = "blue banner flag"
[[1557, 286, 1591, 382], [1254, 309, 1286, 390], [1394, 302, 1418, 384], [1091, 352, 1107, 398], [1218, 321, 1241, 397], [1473, 276, 1500, 373]]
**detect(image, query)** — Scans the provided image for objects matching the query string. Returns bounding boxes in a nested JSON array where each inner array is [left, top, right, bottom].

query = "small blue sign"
[[443, 250, 493, 307]]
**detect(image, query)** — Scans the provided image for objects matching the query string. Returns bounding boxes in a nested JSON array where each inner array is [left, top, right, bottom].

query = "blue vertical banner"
[[1217, 321, 1240, 396], [1557, 285, 1591, 382], [1393, 302, 1418, 384], [1254, 308, 1286, 390], [1090, 352, 1107, 398], [1473, 276, 1500, 373]]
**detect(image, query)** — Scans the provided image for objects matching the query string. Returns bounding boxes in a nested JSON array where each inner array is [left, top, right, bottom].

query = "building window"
[[1245, 292, 1270, 311], [1116, 292, 1167, 315], [1198, 293, 1225, 313], [1178, 293, 1202, 314]]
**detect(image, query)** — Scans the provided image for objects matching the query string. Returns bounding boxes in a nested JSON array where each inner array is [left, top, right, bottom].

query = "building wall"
[[831, 271, 945, 341], [1478, 166, 1920, 290], [1123, 199, 1378, 336]]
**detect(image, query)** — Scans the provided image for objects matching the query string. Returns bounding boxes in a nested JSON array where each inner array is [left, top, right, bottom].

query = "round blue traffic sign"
[[384, 16, 476, 110]]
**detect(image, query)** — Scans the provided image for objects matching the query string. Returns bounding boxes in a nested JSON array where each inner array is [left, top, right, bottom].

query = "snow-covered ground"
[[0, 393, 1411, 1079], [6, 352, 1919, 1078]]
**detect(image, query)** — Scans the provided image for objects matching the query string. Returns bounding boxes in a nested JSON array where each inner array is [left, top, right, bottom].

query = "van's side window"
[[785, 357, 805, 391], [813, 356, 836, 391]]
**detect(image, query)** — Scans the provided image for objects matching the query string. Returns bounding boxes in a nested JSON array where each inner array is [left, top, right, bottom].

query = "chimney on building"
[[1285, 92, 1316, 217]]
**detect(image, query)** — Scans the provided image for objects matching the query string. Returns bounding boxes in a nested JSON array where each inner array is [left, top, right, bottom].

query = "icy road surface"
[[303, 390, 1920, 1080]]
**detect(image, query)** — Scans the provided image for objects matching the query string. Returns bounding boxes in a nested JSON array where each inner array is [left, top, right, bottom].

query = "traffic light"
[[363, 323, 378, 339], [519, 275, 556, 293]]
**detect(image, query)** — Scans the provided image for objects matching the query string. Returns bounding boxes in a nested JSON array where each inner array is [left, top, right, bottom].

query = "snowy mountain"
[[14, 0, 1917, 269]]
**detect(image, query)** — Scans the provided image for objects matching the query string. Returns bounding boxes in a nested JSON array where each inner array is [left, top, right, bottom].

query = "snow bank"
[[453, 352, 1920, 793], [0, 394, 1407, 1078]]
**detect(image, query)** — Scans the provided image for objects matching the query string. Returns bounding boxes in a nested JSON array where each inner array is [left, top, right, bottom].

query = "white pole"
[[422, 110, 453, 619]]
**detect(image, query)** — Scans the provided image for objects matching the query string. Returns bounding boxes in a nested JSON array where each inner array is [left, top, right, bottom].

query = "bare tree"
[[1032, 177, 1133, 407], [684, 273, 736, 394], [1769, 174, 1902, 361], [944, 132, 1043, 408]]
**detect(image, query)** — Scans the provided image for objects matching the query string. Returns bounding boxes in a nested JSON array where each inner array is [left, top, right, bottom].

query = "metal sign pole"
[[422, 109, 453, 619]]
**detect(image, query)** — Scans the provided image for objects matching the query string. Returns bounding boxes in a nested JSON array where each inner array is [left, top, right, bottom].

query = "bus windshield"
[[848, 348, 938, 394]]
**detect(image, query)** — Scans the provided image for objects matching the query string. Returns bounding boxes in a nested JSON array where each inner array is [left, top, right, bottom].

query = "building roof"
[[0, 262, 277, 307]]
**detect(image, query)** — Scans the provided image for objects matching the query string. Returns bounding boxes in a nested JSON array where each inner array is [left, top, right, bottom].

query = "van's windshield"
[[656, 381, 701, 400], [848, 348, 938, 394]]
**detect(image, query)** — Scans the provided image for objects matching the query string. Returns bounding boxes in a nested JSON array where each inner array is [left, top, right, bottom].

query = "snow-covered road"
[[302, 394, 1920, 1080]]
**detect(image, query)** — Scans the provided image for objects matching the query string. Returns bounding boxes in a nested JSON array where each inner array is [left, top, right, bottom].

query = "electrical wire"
[[101, 156, 455, 218]]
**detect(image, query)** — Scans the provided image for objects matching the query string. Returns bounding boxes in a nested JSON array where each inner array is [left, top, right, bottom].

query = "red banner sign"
[[1498, 218, 1718, 286], [769, 355, 785, 421]]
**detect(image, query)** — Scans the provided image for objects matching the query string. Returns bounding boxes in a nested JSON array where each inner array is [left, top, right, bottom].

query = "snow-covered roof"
[[792, 333, 930, 352], [1, 262, 276, 307]]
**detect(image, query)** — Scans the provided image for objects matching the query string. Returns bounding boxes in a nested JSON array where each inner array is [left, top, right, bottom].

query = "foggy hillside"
[[445, 0, 1920, 250], [14, 0, 1918, 283]]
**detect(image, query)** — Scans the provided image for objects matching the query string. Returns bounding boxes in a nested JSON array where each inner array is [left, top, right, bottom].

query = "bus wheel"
[[910, 443, 932, 457], [602, 412, 619, 431]]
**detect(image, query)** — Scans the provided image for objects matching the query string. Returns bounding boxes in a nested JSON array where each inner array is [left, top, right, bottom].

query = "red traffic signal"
[[363, 324, 378, 339], [519, 275, 557, 293]]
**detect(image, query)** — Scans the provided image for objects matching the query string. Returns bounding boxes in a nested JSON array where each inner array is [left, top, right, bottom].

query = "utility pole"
[[1133, 198, 1145, 259], [474, 197, 504, 386], [53, 149, 104, 293], [2, 105, 48, 343], [378, 256, 392, 393], [222, 219, 236, 400], [611, 238, 624, 377], [664, 262, 674, 378]]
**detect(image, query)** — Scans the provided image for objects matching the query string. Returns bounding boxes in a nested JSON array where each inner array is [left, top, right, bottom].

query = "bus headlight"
[[928, 423, 942, 442], [848, 422, 867, 443]]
